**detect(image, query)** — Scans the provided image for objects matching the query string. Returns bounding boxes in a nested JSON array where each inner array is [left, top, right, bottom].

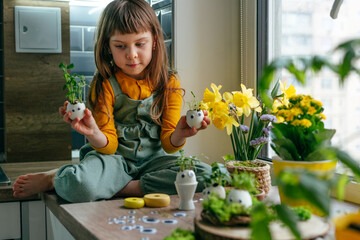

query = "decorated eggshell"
[[175, 170, 197, 184], [66, 102, 86, 120], [202, 184, 226, 200], [226, 189, 252, 208], [186, 110, 204, 129]]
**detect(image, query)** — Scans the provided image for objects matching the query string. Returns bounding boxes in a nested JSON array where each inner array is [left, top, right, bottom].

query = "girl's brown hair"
[[89, 0, 180, 125]]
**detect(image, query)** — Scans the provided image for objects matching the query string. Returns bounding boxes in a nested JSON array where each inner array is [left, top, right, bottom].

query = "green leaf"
[[274, 204, 301, 240], [250, 203, 272, 240], [335, 149, 360, 178], [277, 170, 331, 216], [271, 139, 300, 161], [335, 173, 349, 200], [67, 63, 75, 69]]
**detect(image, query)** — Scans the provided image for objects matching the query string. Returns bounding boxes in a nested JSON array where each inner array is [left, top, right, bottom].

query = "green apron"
[[54, 76, 211, 202]]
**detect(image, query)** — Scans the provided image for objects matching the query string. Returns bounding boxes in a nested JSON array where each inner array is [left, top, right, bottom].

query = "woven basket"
[[225, 160, 271, 196]]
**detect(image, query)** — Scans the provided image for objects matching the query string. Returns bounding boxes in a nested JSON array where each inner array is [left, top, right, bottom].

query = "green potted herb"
[[200, 162, 231, 200], [174, 149, 200, 210], [59, 62, 88, 120]]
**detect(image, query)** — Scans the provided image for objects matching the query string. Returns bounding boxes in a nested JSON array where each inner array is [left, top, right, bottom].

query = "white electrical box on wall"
[[14, 6, 62, 53]]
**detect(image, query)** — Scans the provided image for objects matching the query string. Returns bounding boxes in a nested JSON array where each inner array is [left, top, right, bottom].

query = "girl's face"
[[109, 30, 154, 80]]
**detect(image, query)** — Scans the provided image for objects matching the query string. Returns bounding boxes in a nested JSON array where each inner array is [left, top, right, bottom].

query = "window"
[[267, 0, 360, 163]]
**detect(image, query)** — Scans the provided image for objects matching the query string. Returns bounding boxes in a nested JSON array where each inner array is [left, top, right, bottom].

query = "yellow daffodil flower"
[[232, 84, 260, 117]]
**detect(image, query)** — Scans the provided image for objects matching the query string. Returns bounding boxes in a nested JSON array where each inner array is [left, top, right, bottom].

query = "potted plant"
[[174, 149, 200, 210], [257, 38, 360, 219], [199, 83, 279, 195], [186, 91, 204, 129], [199, 162, 231, 200], [59, 62, 88, 120]]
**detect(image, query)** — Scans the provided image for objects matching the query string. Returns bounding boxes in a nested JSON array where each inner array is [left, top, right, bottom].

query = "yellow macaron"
[[124, 197, 145, 209], [144, 193, 170, 207]]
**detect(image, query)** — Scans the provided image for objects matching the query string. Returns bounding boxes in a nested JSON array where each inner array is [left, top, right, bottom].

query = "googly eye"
[[188, 171, 195, 177], [207, 190, 211, 195], [72, 109, 75, 112], [197, 112, 202, 116], [78, 107, 81, 110], [239, 199, 242, 203], [230, 198, 233, 202], [181, 174, 185, 178]]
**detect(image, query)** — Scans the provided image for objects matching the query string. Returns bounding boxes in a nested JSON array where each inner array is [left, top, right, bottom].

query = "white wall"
[[174, 0, 241, 164]]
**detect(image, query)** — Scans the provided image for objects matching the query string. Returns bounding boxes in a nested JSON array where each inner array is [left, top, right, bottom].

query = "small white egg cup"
[[174, 181, 198, 210]]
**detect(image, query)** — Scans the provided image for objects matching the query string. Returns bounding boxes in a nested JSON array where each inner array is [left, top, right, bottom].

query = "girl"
[[12, 0, 211, 202]]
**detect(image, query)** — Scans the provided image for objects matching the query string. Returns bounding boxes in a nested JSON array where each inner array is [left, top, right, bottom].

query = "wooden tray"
[[194, 214, 330, 240]]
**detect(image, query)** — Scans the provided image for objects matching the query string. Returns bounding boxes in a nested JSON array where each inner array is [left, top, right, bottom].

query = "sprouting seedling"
[[176, 149, 200, 172], [187, 91, 200, 110], [59, 62, 88, 104], [231, 170, 259, 193]]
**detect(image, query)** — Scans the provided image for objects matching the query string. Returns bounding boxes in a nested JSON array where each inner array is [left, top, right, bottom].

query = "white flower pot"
[[175, 181, 198, 210], [66, 102, 86, 120]]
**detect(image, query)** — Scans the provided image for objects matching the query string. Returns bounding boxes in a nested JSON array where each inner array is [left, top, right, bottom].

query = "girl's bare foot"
[[13, 169, 58, 198], [115, 180, 143, 197]]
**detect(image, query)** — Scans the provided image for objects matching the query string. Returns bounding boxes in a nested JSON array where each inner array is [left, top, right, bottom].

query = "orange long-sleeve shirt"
[[90, 70, 184, 155]]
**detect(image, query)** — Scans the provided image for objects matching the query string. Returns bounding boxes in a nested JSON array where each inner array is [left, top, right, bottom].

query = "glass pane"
[[269, 0, 360, 163]]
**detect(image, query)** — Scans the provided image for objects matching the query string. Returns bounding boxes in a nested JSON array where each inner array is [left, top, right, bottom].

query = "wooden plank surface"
[[42, 186, 360, 240], [43, 192, 204, 240]]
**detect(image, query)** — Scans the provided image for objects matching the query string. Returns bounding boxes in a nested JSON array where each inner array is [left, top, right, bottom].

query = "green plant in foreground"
[[163, 228, 196, 240], [59, 62, 87, 104], [231, 170, 259, 194]]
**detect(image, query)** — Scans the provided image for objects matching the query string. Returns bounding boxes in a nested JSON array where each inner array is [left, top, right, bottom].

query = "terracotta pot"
[[225, 160, 271, 196]]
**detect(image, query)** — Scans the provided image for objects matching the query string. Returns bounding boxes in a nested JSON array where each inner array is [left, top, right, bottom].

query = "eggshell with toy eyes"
[[226, 189, 252, 208], [66, 102, 86, 120], [175, 169, 197, 184], [202, 184, 226, 200], [186, 110, 204, 129]]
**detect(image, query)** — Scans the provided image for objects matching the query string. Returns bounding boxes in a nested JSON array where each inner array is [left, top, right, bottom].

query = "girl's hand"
[[59, 101, 98, 136], [171, 110, 210, 147]]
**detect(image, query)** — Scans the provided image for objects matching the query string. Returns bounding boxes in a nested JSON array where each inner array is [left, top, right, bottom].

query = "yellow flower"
[[307, 106, 316, 115], [291, 119, 312, 128], [213, 115, 239, 135], [319, 113, 326, 120], [289, 107, 303, 117], [212, 100, 229, 117], [279, 80, 296, 105], [311, 99, 323, 108], [232, 84, 260, 117], [202, 83, 222, 103]]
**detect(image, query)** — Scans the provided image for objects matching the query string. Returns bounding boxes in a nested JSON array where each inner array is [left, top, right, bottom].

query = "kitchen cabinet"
[[0, 202, 21, 239]]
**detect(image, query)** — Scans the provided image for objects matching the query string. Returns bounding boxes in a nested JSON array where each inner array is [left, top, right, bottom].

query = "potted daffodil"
[[199, 83, 281, 196], [59, 62, 88, 120]]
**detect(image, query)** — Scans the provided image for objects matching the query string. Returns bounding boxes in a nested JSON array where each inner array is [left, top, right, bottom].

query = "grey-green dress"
[[53, 76, 211, 202]]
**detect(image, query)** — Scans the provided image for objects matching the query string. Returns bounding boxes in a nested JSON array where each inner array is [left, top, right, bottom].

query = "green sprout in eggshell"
[[176, 149, 201, 172], [59, 62, 88, 104]]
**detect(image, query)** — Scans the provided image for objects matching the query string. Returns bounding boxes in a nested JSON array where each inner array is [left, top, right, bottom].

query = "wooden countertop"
[[42, 191, 203, 240], [42, 187, 360, 240], [0, 161, 72, 202]]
